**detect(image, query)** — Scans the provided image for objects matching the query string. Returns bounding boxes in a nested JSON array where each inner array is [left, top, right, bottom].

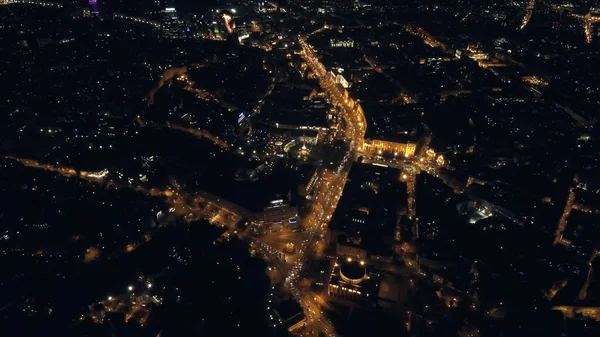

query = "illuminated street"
[[4, 2, 600, 337], [263, 37, 370, 337]]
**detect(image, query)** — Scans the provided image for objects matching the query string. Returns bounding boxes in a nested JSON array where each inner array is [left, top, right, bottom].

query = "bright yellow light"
[[347, 257, 352, 262], [360, 261, 365, 266], [128, 286, 134, 291]]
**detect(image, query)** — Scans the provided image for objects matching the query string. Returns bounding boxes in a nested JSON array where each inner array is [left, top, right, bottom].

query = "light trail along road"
[[273, 36, 366, 337]]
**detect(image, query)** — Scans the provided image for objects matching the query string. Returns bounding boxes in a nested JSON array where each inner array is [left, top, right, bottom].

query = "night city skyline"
[[1, 1, 600, 337]]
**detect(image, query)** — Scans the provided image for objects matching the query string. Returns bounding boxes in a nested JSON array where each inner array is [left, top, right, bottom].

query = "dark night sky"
[[99, 0, 220, 16], [174, 0, 221, 14]]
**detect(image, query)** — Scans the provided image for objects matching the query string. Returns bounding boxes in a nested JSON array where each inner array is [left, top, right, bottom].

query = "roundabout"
[[283, 242, 296, 255]]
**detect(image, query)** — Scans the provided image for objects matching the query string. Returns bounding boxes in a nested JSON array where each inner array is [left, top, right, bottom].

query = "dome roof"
[[340, 260, 366, 284]]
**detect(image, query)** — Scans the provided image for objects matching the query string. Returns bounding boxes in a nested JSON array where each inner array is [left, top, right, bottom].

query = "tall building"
[[362, 139, 416, 158], [237, 112, 252, 138], [162, 4, 184, 38]]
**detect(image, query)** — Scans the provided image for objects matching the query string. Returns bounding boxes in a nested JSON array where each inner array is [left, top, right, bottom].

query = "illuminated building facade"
[[362, 139, 416, 158], [552, 305, 600, 320], [237, 112, 252, 138], [327, 257, 374, 302], [162, 4, 185, 39], [261, 200, 298, 226], [330, 39, 355, 48], [329, 72, 350, 89]]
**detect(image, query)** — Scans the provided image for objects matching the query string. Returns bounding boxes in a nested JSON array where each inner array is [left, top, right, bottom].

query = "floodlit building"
[[302, 167, 322, 197], [261, 199, 298, 226], [273, 300, 307, 333], [331, 39, 355, 48], [328, 71, 351, 88], [362, 139, 416, 158], [327, 257, 376, 302]]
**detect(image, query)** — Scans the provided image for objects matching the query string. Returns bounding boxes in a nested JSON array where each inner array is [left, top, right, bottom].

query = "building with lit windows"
[[261, 199, 298, 226], [329, 71, 351, 88], [327, 257, 377, 302], [302, 167, 322, 197], [362, 139, 416, 157], [162, 5, 185, 38], [330, 39, 355, 48]]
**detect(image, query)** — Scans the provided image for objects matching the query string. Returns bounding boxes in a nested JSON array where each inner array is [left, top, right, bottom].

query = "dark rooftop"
[[274, 299, 304, 324]]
